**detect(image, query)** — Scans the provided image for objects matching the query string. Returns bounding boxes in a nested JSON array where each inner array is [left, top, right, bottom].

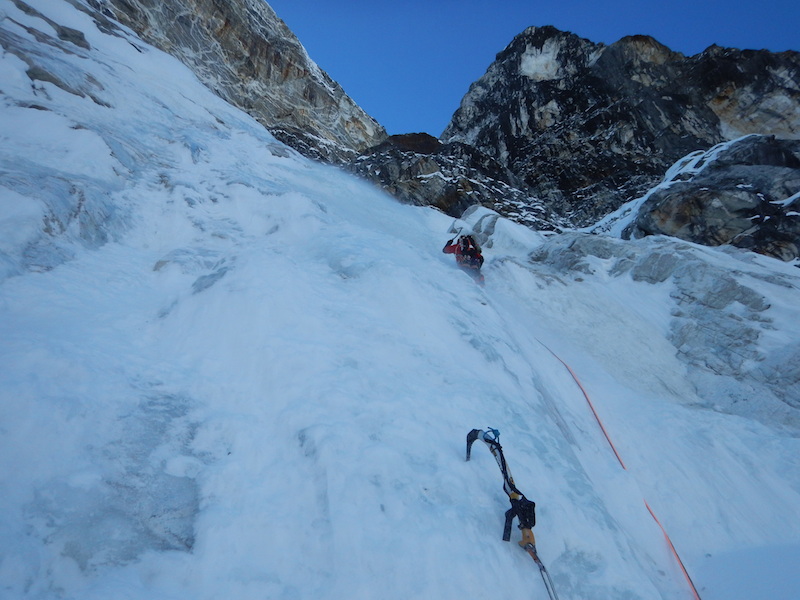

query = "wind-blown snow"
[[1, 2, 800, 600]]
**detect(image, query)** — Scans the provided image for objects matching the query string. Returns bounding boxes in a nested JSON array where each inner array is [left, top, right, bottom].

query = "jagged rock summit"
[[442, 26, 800, 226], [100, 0, 387, 161]]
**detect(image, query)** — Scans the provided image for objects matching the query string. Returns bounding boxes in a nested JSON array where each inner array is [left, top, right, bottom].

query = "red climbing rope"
[[546, 349, 627, 470], [545, 344, 702, 599], [645, 500, 703, 600]]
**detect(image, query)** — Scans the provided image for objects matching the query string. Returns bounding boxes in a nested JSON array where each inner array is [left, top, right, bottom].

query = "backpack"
[[460, 235, 477, 254], [460, 235, 483, 268]]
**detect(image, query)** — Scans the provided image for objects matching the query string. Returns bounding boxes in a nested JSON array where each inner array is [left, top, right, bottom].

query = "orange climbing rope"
[[546, 344, 702, 599], [546, 349, 627, 470], [645, 500, 703, 600]]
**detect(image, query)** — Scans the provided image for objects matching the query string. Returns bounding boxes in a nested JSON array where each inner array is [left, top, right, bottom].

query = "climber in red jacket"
[[443, 234, 485, 284]]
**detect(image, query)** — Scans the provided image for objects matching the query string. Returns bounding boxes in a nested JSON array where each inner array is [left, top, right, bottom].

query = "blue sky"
[[266, 0, 799, 137]]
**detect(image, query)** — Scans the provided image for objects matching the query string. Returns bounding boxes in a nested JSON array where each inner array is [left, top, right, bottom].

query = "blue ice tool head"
[[466, 427, 500, 461]]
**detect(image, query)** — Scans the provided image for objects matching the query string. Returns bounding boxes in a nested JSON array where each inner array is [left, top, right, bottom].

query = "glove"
[[511, 497, 536, 529]]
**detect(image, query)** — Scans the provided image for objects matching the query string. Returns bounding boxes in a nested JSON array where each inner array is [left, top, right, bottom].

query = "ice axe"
[[466, 428, 536, 545]]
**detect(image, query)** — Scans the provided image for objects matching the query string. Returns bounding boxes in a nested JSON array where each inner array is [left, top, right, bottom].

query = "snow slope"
[[1, 2, 799, 599]]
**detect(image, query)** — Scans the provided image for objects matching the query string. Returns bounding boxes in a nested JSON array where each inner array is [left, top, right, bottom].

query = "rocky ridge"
[[441, 26, 800, 226], [346, 133, 564, 231], [97, 0, 386, 161]]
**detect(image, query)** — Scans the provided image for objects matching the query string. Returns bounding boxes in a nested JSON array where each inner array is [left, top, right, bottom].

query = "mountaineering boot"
[[518, 527, 536, 548]]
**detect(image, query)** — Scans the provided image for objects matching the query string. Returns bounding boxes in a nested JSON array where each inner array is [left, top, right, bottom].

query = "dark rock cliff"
[[442, 26, 800, 227]]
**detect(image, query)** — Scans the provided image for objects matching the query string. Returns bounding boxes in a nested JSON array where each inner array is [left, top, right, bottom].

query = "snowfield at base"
[[1, 2, 800, 599]]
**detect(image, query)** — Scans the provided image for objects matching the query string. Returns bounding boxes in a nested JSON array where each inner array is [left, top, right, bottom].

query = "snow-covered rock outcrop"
[[627, 135, 800, 261], [592, 135, 800, 262]]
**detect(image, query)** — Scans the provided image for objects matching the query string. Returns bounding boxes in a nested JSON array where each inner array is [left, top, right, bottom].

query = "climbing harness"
[[466, 428, 560, 600]]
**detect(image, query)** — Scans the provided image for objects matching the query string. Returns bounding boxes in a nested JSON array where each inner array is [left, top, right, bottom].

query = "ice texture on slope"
[[1, 2, 799, 600]]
